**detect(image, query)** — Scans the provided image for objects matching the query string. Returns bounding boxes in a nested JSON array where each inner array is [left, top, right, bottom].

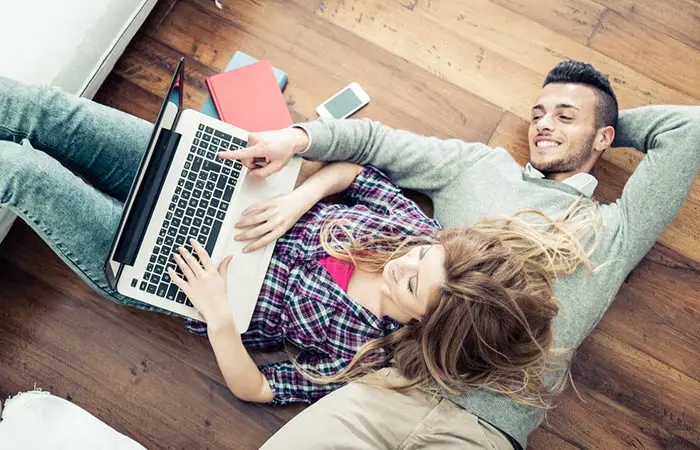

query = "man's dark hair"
[[543, 60, 618, 129]]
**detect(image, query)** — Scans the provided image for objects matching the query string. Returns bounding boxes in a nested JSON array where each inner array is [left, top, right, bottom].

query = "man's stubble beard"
[[533, 133, 596, 175]]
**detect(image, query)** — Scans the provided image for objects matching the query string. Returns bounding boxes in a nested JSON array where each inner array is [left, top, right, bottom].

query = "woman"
[[0, 76, 593, 408], [177, 159, 594, 408]]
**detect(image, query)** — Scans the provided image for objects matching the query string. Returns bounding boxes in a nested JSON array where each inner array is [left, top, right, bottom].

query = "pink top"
[[318, 256, 355, 293]]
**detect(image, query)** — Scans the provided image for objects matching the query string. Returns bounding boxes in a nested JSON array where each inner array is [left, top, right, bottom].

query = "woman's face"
[[381, 244, 446, 323]]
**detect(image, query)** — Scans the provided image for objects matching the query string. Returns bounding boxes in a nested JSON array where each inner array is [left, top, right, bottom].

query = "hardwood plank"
[[295, 0, 547, 119], [0, 221, 305, 427], [596, 252, 700, 381], [666, 436, 700, 450], [645, 243, 700, 274], [487, 110, 533, 166], [159, 0, 504, 142], [141, 0, 180, 35], [0, 262, 284, 449], [92, 73, 163, 122], [589, 10, 700, 99], [598, 0, 700, 52], [572, 330, 700, 445], [111, 34, 216, 113], [527, 428, 582, 450], [409, 0, 700, 104], [489, 0, 700, 60], [307, 0, 698, 121], [490, 0, 606, 45], [545, 383, 679, 450]]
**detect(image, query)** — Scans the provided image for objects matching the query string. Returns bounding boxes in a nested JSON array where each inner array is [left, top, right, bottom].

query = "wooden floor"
[[1, 0, 699, 449]]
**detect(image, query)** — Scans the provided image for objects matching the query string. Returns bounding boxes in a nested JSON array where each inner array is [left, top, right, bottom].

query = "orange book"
[[205, 60, 292, 132]]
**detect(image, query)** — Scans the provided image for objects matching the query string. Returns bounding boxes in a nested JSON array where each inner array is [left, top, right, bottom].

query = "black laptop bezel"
[[104, 57, 185, 290]]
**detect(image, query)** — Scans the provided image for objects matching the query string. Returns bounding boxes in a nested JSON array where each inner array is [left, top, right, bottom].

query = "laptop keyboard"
[[134, 123, 246, 306]]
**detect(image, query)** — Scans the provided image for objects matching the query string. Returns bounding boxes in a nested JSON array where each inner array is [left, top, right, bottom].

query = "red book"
[[205, 60, 292, 132]]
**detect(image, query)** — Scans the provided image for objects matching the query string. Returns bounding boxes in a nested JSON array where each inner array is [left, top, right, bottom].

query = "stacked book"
[[201, 51, 290, 131]]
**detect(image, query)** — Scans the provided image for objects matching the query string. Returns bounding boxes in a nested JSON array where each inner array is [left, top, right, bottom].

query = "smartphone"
[[316, 82, 370, 119]]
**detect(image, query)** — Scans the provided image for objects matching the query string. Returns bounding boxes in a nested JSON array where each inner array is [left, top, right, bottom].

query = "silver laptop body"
[[105, 57, 301, 332]]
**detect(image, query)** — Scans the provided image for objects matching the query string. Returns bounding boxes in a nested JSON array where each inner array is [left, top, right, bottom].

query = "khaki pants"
[[260, 369, 514, 450]]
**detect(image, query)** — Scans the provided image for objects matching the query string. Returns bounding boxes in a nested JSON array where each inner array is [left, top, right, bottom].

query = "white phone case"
[[316, 82, 370, 119]]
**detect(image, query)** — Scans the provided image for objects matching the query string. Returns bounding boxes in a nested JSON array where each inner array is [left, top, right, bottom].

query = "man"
[[226, 61, 700, 450]]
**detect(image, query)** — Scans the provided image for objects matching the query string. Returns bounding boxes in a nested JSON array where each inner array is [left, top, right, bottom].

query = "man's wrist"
[[290, 125, 311, 154]]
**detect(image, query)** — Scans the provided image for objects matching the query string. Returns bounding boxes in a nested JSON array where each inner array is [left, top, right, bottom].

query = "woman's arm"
[[233, 162, 364, 252], [207, 316, 273, 403], [290, 161, 364, 214], [168, 239, 346, 404], [168, 239, 273, 403]]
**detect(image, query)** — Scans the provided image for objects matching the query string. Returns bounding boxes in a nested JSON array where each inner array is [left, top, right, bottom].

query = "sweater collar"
[[523, 163, 598, 198]]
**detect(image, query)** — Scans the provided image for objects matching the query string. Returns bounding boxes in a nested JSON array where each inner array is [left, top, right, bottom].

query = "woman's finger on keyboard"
[[173, 253, 195, 281], [178, 246, 204, 277], [191, 239, 216, 272]]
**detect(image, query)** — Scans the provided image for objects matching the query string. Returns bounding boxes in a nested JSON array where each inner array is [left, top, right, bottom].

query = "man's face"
[[528, 83, 600, 175]]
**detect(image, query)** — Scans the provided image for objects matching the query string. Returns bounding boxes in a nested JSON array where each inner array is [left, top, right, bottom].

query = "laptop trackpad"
[[225, 165, 292, 277], [237, 252, 264, 278]]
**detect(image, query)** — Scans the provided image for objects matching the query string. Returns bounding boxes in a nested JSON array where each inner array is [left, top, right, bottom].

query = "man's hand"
[[218, 127, 309, 178]]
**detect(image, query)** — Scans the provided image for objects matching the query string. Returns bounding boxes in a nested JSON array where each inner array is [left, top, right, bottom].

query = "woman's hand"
[[168, 239, 234, 326], [234, 191, 310, 253]]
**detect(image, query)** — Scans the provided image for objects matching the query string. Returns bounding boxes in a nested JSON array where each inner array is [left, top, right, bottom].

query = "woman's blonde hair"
[[302, 201, 598, 409]]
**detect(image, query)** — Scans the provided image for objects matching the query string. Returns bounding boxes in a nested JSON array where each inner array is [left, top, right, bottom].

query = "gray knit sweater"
[[297, 105, 700, 450]]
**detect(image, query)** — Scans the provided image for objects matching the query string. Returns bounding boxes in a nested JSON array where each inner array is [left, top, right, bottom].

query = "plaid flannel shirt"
[[186, 166, 441, 405]]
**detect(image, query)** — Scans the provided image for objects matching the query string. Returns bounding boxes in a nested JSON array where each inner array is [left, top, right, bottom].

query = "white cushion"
[[0, 391, 146, 450], [0, 0, 156, 96]]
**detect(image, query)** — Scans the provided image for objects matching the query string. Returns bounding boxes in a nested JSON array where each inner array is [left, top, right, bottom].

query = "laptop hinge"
[[113, 128, 181, 266]]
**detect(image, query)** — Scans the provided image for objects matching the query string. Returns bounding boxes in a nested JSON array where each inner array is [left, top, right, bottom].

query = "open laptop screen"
[[104, 57, 185, 289]]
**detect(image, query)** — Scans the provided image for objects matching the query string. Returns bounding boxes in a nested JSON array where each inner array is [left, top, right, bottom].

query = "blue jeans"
[[0, 75, 165, 313]]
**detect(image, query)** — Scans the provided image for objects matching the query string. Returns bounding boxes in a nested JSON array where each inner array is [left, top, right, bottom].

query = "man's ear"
[[595, 126, 615, 153]]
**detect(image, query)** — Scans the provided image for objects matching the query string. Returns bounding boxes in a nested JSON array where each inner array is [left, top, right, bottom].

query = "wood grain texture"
[[1, 1, 699, 449], [599, 0, 700, 52], [490, 0, 607, 45], [546, 383, 688, 450], [573, 330, 700, 445], [304, 0, 698, 116], [589, 10, 700, 99], [164, 0, 504, 141]]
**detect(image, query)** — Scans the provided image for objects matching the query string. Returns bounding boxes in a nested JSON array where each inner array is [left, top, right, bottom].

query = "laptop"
[[104, 57, 301, 332]]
